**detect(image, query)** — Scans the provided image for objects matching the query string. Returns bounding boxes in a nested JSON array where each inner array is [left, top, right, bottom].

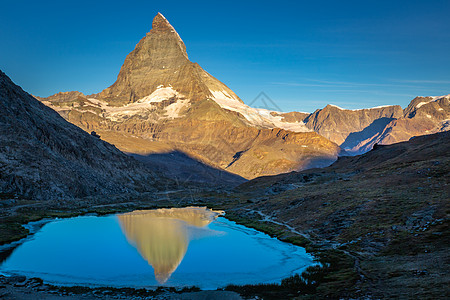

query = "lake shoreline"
[[0, 275, 243, 300], [0, 199, 325, 299], [1, 208, 314, 289]]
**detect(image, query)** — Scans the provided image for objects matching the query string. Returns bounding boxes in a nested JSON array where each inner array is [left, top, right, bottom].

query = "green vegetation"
[[0, 222, 28, 245], [223, 211, 286, 238], [281, 235, 311, 248], [219, 211, 359, 298], [224, 264, 335, 299]]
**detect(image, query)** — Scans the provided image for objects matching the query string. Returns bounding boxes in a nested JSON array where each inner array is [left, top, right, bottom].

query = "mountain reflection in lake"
[[117, 207, 222, 283], [0, 207, 315, 289]]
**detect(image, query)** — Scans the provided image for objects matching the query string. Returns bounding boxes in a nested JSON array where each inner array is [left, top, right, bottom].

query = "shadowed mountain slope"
[[130, 151, 246, 186], [0, 70, 162, 200]]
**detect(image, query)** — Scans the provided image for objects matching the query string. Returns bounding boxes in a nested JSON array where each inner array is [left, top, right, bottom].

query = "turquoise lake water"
[[0, 207, 315, 289]]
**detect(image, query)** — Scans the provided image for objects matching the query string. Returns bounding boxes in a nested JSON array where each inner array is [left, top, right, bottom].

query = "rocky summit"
[[95, 13, 243, 107], [38, 13, 341, 180]]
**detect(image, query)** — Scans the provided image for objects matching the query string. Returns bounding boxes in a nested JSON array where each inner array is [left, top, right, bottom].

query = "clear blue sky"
[[1, 0, 449, 112]]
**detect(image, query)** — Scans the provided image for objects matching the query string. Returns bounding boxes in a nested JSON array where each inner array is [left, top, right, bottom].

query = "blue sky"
[[1, 0, 449, 112]]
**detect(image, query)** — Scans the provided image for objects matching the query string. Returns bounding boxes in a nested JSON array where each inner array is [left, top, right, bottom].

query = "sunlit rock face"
[[37, 13, 342, 180], [117, 207, 222, 283]]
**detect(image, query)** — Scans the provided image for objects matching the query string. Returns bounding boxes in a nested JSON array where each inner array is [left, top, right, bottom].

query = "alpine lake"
[[0, 207, 315, 290]]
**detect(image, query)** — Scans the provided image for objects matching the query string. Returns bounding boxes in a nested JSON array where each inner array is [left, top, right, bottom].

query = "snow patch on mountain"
[[137, 86, 177, 103], [415, 94, 450, 108], [328, 104, 344, 110], [416, 102, 429, 108], [351, 105, 395, 111], [328, 104, 396, 111], [255, 108, 311, 132], [209, 89, 310, 132], [165, 99, 190, 119], [431, 94, 450, 101], [44, 86, 191, 122], [100, 87, 189, 121], [439, 119, 450, 131]]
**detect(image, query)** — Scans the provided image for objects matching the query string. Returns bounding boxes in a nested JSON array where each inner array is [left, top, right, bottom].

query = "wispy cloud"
[[301, 89, 418, 98], [270, 76, 450, 91], [271, 82, 336, 87], [271, 79, 425, 89], [390, 79, 450, 84]]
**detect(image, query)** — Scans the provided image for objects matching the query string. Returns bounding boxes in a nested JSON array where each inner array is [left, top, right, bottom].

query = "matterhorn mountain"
[[38, 13, 341, 180], [95, 13, 242, 107]]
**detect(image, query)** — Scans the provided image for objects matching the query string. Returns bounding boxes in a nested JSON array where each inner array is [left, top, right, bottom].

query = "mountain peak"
[[151, 12, 176, 33], [95, 13, 243, 106], [148, 12, 187, 59]]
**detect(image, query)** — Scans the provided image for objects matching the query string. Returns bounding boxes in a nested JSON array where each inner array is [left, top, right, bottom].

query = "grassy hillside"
[[229, 131, 449, 298]]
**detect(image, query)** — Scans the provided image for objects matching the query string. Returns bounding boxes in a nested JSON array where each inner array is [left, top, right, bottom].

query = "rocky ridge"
[[0, 70, 162, 201], [303, 104, 404, 154], [302, 95, 450, 154]]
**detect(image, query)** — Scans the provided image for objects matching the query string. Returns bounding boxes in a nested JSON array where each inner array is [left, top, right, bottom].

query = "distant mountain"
[[38, 13, 341, 179], [304, 104, 404, 154], [0, 70, 162, 201], [302, 95, 449, 154], [379, 95, 450, 144]]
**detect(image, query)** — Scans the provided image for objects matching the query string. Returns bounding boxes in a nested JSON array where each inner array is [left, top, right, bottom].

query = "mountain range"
[[303, 95, 449, 154], [34, 13, 450, 180]]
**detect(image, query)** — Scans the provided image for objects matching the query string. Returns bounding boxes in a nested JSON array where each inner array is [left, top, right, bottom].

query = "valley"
[[0, 8, 449, 300], [1, 130, 448, 299]]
